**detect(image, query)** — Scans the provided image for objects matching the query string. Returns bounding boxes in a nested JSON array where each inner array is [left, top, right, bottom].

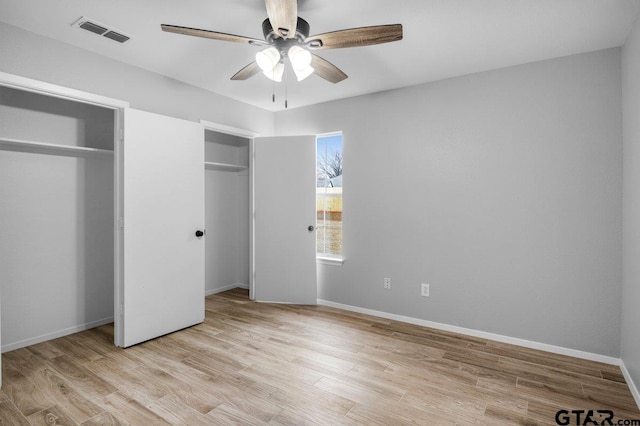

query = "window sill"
[[317, 256, 344, 266]]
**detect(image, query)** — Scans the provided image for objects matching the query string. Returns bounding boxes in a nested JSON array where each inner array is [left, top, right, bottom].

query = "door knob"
[[308, 225, 315, 232], [195, 230, 205, 237]]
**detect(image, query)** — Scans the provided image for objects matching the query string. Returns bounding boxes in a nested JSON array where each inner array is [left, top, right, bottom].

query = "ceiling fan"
[[161, 0, 403, 84]]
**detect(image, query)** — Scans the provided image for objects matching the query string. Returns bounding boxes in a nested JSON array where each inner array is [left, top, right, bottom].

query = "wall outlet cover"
[[421, 283, 430, 297]]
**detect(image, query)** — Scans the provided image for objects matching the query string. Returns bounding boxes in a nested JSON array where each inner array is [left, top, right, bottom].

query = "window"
[[316, 133, 343, 262]]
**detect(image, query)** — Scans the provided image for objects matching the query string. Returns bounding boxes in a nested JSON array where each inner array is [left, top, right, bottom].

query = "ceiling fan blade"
[[231, 61, 261, 80], [311, 54, 348, 84], [265, 0, 298, 39], [306, 24, 403, 50], [161, 24, 267, 46]]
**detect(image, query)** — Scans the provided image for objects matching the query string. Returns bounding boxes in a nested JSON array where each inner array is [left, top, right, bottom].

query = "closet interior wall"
[[204, 130, 250, 294], [0, 86, 115, 352]]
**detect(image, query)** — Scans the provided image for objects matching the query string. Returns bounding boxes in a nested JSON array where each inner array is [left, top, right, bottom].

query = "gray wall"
[[276, 48, 623, 357], [204, 170, 250, 293], [622, 16, 640, 392]]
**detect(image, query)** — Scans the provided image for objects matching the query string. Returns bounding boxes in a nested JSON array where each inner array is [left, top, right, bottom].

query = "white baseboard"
[[620, 361, 640, 409], [317, 299, 621, 366], [205, 283, 248, 296], [1, 317, 114, 353]]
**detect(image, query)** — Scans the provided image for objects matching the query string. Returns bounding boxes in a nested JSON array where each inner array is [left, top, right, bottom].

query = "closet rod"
[[204, 161, 248, 172]]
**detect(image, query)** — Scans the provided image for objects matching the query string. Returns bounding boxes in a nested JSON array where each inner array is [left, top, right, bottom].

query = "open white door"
[[253, 135, 317, 304], [116, 109, 204, 347]]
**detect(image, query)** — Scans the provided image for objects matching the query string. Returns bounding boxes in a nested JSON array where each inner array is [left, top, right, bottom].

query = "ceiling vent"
[[72, 16, 131, 44]]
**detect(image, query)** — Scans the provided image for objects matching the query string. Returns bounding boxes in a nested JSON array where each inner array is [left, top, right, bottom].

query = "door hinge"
[[118, 217, 124, 229], [119, 303, 124, 317], [119, 128, 124, 142]]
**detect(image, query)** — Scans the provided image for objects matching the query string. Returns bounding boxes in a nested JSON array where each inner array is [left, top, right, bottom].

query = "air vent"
[[103, 31, 130, 43], [72, 16, 132, 44], [79, 21, 108, 35]]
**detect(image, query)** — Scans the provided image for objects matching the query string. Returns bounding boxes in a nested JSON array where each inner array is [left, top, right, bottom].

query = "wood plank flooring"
[[1, 288, 639, 425]]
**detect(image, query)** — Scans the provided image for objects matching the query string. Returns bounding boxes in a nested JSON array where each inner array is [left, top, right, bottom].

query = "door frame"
[[200, 120, 260, 300], [0, 71, 129, 386]]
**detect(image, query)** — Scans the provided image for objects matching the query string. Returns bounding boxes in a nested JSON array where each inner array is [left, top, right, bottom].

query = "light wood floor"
[[1, 288, 638, 425]]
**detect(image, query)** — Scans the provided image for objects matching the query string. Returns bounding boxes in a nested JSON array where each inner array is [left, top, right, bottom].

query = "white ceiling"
[[1, 0, 639, 112]]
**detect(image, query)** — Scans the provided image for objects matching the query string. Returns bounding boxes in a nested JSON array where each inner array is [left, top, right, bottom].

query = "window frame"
[[316, 131, 344, 266]]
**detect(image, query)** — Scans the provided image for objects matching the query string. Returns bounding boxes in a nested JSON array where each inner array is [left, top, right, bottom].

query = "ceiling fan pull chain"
[[285, 65, 288, 109]]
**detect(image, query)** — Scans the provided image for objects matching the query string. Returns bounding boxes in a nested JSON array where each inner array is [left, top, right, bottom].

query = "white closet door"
[[253, 136, 317, 304], [117, 108, 204, 347]]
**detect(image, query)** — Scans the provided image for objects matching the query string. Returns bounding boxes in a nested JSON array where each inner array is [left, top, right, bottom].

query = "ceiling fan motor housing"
[[262, 17, 310, 42]]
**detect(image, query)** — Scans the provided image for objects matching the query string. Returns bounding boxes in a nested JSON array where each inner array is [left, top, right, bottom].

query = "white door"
[[116, 108, 205, 347], [253, 135, 317, 304]]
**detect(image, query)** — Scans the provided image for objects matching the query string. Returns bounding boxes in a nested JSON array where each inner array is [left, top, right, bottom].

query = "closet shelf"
[[0, 137, 114, 159], [204, 161, 248, 172]]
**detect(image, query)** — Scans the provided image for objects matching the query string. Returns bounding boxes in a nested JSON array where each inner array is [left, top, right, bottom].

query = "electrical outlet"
[[384, 278, 391, 290], [421, 283, 430, 297]]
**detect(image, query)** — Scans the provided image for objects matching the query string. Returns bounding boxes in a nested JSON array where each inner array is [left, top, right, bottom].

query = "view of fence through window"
[[317, 133, 343, 256]]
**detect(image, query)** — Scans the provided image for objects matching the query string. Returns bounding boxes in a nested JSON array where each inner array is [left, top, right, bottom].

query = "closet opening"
[[0, 76, 126, 357], [203, 127, 252, 299]]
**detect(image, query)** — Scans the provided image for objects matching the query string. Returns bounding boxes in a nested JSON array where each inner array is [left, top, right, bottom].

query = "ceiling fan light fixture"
[[263, 61, 285, 82], [293, 66, 314, 81], [256, 47, 281, 74], [288, 46, 311, 69], [288, 46, 314, 81]]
